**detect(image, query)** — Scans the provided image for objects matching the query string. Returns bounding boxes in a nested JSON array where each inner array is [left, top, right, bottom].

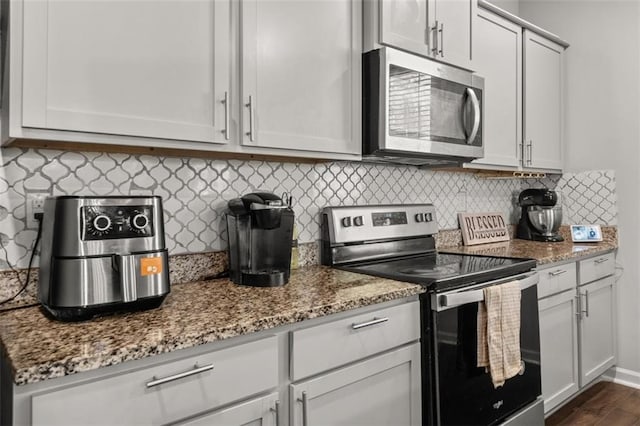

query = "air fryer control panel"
[[82, 205, 154, 240]]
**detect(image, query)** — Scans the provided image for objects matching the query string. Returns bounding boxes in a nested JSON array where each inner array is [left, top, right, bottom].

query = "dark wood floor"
[[546, 381, 640, 425]]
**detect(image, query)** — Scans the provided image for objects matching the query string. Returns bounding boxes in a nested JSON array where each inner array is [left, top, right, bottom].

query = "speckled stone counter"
[[0, 265, 424, 386], [439, 226, 617, 265]]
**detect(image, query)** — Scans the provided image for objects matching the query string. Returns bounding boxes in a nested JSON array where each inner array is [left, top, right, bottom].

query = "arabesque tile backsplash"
[[0, 147, 616, 270]]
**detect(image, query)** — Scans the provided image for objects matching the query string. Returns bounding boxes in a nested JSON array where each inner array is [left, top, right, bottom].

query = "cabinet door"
[[240, 0, 360, 155], [538, 289, 579, 414], [31, 336, 278, 425], [290, 343, 421, 426], [523, 30, 564, 171], [379, 0, 431, 58], [431, 0, 474, 70], [22, 0, 231, 144], [469, 9, 521, 169], [176, 393, 278, 426], [579, 276, 616, 386]]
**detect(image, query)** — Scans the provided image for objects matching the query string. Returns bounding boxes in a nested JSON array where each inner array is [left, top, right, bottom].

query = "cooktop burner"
[[341, 252, 536, 292]]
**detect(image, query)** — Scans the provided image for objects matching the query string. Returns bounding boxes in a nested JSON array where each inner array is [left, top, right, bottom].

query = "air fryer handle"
[[113, 254, 138, 303]]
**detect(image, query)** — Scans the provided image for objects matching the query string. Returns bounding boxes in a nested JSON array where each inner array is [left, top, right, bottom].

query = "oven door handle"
[[433, 272, 539, 311]]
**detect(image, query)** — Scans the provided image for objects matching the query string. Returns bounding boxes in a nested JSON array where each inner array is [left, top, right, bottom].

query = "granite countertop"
[[0, 265, 424, 386], [440, 232, 617, 265]]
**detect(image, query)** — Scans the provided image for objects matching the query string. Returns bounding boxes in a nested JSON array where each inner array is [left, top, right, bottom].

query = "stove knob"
[[93, 214, 112, 232], [425, 212, 433, 222], [341, 217, 352, 227], [415, 213, 424, 223], [353, 216, 364, 227], [132, 213, 149, 230]]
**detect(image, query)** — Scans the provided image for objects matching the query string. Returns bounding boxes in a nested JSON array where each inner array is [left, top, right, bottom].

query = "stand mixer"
[[516, 188, 564, 242]]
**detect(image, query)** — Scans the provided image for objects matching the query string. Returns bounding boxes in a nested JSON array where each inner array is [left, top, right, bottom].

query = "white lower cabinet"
[[177, 392, 279, 426], [538, 289, 579, 414], [290, 343, 421, 426], [537, 253, 617, 415], [30, 336, 280, 425], [578, 276, 616, 386], [8, 298, 421, 425]]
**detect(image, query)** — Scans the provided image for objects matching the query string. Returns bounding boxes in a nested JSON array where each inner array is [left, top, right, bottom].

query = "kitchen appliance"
[[226, 192, 294, 287], [363, 47, 484, 167], [571, 224, 603, 242], [39, 196, 170, 321], [517, 188, 564, 242], [321, 204, 543, 426]]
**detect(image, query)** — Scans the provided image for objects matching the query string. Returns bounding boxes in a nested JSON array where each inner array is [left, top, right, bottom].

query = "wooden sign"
[[458, 212, 510, 246]]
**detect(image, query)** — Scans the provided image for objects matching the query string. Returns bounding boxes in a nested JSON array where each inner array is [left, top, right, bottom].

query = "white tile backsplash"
[[0, 147, 617, 269]]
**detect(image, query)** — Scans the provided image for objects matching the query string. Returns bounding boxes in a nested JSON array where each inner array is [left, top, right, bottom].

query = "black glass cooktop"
[[341, 252, 536, 292]]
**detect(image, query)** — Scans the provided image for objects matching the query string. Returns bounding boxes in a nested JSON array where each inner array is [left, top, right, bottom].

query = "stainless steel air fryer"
[[39, 196, 170, 321], [226, 192, 294, 287]]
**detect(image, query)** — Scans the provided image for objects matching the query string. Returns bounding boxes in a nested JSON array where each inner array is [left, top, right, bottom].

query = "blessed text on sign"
[[458, 212, 510, 246]]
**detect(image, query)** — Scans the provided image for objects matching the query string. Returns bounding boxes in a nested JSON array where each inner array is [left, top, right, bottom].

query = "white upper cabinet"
[[523, 30, 564, 171], [431, 0, 475, 70], [465, 6, 566, 173], [21, 0, 232, 145], [379, 0, 430, 57], [470, 8, 522, 169], [367, 0, 474, 70], [240, 0, 361, 155]]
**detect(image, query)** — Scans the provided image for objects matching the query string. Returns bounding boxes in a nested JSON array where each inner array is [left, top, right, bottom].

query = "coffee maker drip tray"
[[240, 269, 290, 287]]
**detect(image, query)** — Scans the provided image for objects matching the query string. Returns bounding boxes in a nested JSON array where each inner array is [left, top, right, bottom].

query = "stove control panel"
[[325, 204, 438, 244]]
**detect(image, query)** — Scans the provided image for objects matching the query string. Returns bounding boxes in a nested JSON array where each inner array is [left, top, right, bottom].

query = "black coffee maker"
[[226, 192, 294, 287], [516, 188, 564, 242]]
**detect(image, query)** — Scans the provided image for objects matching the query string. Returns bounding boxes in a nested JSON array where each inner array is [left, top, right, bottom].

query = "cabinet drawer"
[[32, 336, 278, 425], [290, 301, 420, 381], [537, 262, 577, 299], [579, 253, 615, 285]]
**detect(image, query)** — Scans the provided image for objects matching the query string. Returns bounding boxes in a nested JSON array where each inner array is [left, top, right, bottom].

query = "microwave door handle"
[[465, 88, 480, 144]]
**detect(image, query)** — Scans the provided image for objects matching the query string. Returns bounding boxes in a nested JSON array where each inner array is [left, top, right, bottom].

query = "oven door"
[[425, 272, 542, 426]]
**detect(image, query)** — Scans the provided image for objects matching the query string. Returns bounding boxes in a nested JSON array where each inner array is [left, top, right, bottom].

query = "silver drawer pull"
[[146, 364, 214, 388], [298, 391, 309, 426], [351, 317, 389, 330], [595, 258, 609, 264], [549, 269, 568, 277], [271, 400, 281, 426]]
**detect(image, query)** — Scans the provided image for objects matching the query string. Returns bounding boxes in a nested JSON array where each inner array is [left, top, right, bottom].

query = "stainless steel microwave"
[[363, 47, 484, 167]]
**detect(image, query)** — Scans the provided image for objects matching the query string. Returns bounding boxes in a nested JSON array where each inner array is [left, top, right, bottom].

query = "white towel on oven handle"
[[477, 280, 522, 388]]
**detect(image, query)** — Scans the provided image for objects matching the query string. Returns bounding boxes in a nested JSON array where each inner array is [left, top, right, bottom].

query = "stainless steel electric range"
[[321, 204, 544, 426]]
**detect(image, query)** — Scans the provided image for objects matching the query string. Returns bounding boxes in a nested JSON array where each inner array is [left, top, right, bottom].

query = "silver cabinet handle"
[[438, 22, 444, 56], [549, 269, 568, 277], [465, 88, 480, 144], [270, 400, 280, 426], [575, 295, 582, 318], [585, 290, 589, 317], [245, 95, 255, 142], [527, 140, 533, 165], [298, 391, 309, 426], [351, 317, 389, 330], [145, 364, 214, 388], [595, 258, 609, 264], [222, 91, 230, 140], [431, 20, 439, 56], [520, 140, 525, 165], [580, 290, 590, 318]]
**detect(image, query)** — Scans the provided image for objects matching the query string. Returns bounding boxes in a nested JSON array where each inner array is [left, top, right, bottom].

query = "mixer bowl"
[[527, 206, 562, 236]]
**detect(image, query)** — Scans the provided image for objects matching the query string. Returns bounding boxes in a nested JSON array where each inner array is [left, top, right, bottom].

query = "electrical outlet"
[[26, 192, 48, 229]]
